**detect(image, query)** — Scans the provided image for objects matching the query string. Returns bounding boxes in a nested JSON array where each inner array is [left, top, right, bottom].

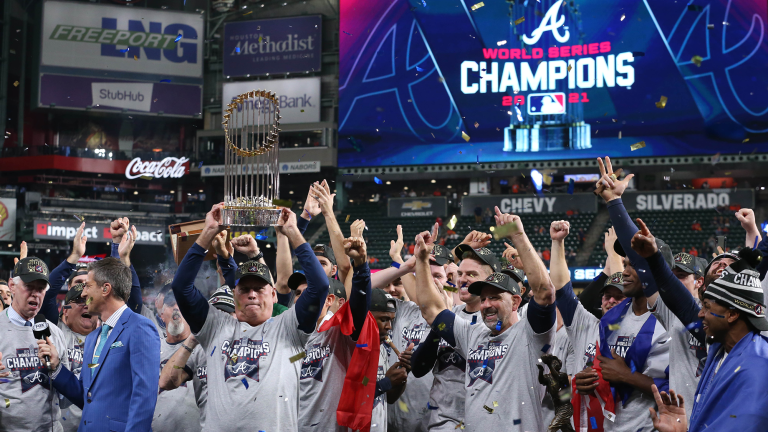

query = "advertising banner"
[[222, 77, 321, 124], [388, 197, 447, 217], [39, 0, 203, 117], [34, 220, 165, 246], [338, 0, 768, 167], [621, 190, 755, 211], [0, 198, 17, 241], [200, 161, 320, 177], [461, 193, 596, 215], [223, 15, 322, 77]]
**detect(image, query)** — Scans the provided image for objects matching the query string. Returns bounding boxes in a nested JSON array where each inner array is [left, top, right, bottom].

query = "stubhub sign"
[[41, 0, 203, 78]]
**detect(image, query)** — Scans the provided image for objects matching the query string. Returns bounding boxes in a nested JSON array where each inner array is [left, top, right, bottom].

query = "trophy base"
[[222, 206, 282, 227]]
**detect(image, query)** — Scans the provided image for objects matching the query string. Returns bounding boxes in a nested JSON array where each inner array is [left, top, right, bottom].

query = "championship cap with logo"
[[371, 289, 397, 313], [209, 285, 235, 314], [430, 244, 454, 266], [13, 257, 50, 284], [704, 259, 768, 331], [287, 271, 307, 290], [602, 272, 624, 293], [235, 260, 274, 286], [329, 278, 347, 300], [467, 272, 521, 296], [500, 258, 526, 284], [454, 245, 502, 272], [312, 244, 336, 266], [65, 283, 86, 304], [673, 253, 699, 275]]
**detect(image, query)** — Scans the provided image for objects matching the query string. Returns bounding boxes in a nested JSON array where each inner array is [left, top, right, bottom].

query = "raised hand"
[[649, 385, 687, 432], [212, 231, 232, 259], [231, 234, 259, 258], [445, 262, 459, 287], [389, 225, 404, 263], [344, 237, 367, 267], [350, 219, 366, 238], [302, 183, 322, 220], [604, 227, 618, 254], [502, 242, 524, 270], [276, 207, 298, 234], [595, 156, 634, 202], [118, 225, 138, 265], [414, 228, 435, 261], [110, 218, 129, 244], [550, 220, 570, 242], [735, 208, 756, 231], [67, 223, 88, 264], [494, 206, 525, 238], [310, 180, 336, 216], [14, 241, 28, 265], [459, 230, 492, 250], [630, 218, 658, 258], [398, 343, 414, 373]]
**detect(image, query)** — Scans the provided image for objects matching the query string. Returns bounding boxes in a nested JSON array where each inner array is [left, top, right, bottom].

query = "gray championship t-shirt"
[[452, 311, 556, 431], [194, 303, 309, 432], [187, 343, 209, 429], [564, 301, 600, 375], [298, 312, 355, 432], [152, 338, 203, 432], [541, 325, 575, 429], [424, 305, 481, 431], [0, 311, 67, 432], [368, 343, 390, 432], [387, 300, 432, 432], [649, 296, 703, 421], [56, 321, 87, 432]]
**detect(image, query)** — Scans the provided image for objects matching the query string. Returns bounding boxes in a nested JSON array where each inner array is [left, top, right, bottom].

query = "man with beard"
[[632, 228, 768, 431], [152, 292, 202, 432], [410, 233, 500, 430], [0, 279, 11, 309], [171, 204, 328, 431], [0, 257, 68, 432], [415, 207, 557, 432], [158, 287, 238, 430]]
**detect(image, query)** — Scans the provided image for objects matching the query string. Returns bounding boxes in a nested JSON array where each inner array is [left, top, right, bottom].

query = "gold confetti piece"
[[608, 323, 621, 331], [742, 138, 749, 143], [543, 174, 553, 185], [13, 81, 19, 87], [514, 17, 525, 25], [735, 366, 741, 372], [725, 172, 732, 175], [243, 10, 252, 15], [289, 352, 307, 363], [691, 55, 703, 67], [301, 109, 304, 112], [362, 376, 369, 386], [461, 131, 470, 142], [443, 285, 458, 293], [139, 175, 152, 180], [438, 323, 446, 331], [630, 141, 646, 151], [231, 354, 238, 363], [474, 122, 479, 128], [86, 297, 93, 306], [259, 36, 262, 43], [4, 398, 9, 408], [173, 365, 184, 369], [134, 55, 138, 61], [398, 400, 409, 412], [471, 1, 484, 10], [88, 363, 99, 368], [567, 64, 572, 72], [493, 401, 498, 407], [493, 222, 518, 240], [455, 422, 465, 430], [655, 95, 668, 109], [345, 215, 350, 223], [483, 404, 494, 413]]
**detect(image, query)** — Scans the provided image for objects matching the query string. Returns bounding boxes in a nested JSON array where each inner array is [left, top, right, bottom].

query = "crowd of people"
[[1, 156, 768, 432]]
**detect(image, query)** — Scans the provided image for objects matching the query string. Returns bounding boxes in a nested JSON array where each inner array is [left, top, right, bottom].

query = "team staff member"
[[416, 207, 557, 432], [171, 203, 328, 431], [1, 258, 68, 432], [39, 246, 161, 431]]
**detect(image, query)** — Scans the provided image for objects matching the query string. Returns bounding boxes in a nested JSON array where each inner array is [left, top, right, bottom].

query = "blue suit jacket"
[[52, 307, 161, 432]]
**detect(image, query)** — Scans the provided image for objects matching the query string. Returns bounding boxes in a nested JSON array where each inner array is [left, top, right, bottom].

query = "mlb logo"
[[528, 92, 566, 115]]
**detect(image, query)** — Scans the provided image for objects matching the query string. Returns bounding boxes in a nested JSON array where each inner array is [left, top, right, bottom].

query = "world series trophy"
[[221, 90, 282, 226]]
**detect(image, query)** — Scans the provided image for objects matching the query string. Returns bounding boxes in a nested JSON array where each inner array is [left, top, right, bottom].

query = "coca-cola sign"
[[125, 157, 189, 180]]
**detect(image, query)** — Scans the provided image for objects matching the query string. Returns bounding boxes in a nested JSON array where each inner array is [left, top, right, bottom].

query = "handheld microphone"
[[33, 315, 52, 370]]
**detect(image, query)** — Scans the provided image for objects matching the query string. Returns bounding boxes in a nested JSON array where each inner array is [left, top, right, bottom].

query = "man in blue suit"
[[37, 242, 161, 432]]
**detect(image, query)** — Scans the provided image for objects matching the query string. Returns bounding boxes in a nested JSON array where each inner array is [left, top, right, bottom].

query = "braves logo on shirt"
[[436, 340, 466, 372], [300, 343, 332, 381], [221, 339, 270, 382], [401, 323, 427, 349], [4, 348, 51, 393], [466, 341, 509, 386], [158, 359, 188, 394], [66, 342, 85, 376]]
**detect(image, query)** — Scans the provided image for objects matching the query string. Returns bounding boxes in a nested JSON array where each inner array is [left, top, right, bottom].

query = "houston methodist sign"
[[460, 0, 635, 107]]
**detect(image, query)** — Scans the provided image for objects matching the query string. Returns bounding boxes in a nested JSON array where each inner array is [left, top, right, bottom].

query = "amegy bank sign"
[[34, 220, 165, 245], [125, 157, 189, 179]]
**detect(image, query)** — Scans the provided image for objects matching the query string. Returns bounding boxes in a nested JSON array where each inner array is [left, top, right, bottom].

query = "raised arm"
[[273, 229, 293, 298], [115, 224, 143, 313], [279, 208, 329, 333], [579, 228, 621, 317], [42, 225, 87, 324], [372, 225, 413, 301], [413, 225, 448, 325], [313, 180, 352, 290], [298, 180, 324, 234], [410, 329, 440, 378], [549, 220, 571, 290], [735, 208, 762, 249], [344, 237, 371, 341], [159, 334, 196, 391], [452, 230, 492, 264], [172, 203, 227, 334]]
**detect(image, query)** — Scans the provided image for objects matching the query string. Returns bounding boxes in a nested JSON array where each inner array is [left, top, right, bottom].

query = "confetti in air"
[[461, 131, 470, 142], [362, 376, 369, 386], [630, 141, 646, 151], [567, 178, 575, 195], [134, 55, 138, 61], [471, 2, 485, 10], [374, 177, 383, 185], [289, 352, 307, 363], [241, 378, 249, 389], [691, 55, 703, 67], [655, 95, 668, 109], [120, 48, 129, 53], [235, 47, 240, 53], [620, 14, 625, 21], [514, 17, 525, 25], [398, 400, 409, 412], [567, 64, 572, 72], [497, 40, 507, 46], [174, 34, 183, 43], [416, 66, 424, 72], [13, 81, 19, 87], [483, 405, 494, 413], [342, 30, 352, 36]]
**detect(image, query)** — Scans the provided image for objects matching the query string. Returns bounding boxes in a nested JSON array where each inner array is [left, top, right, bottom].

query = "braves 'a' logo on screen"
[[466, 341, 508, 386]]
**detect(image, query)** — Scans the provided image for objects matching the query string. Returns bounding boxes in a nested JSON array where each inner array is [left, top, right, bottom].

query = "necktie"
[[24, 321, 32, 327], [91, 324, 112, 376]]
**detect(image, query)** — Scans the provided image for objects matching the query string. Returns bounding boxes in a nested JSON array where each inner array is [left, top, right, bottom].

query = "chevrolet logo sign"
[[402, 201, 432, 210]]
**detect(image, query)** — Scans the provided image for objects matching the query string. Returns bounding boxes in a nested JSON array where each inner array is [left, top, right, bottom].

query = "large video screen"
[[338, 0, 768, 167]]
